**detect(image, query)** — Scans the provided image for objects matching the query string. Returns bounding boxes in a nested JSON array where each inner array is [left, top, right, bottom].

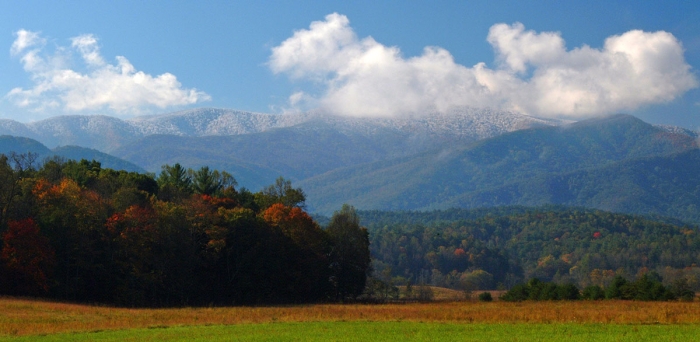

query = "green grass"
[[4, 322, 700, 342]]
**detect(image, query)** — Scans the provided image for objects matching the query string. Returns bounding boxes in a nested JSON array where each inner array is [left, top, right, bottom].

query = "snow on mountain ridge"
[[0, 107, 567, 152], [128, 107, 565, 138], [653, 124, 699, 138]]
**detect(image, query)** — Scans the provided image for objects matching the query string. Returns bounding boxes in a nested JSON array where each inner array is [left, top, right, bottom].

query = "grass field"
[[1, 297, 699, 341], [5, 322, 700, 341]]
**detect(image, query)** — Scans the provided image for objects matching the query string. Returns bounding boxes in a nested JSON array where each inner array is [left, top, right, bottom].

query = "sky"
[[0, 0, 699, 128]]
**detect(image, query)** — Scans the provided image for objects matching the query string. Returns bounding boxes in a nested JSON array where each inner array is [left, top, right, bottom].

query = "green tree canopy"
[[190, 166, 237, 196], [255, 177, 305, 209]]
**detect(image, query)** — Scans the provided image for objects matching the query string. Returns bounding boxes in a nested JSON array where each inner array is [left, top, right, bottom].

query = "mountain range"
[[0, 107, 559, 153], [0, 107, 561, 189], [1, 108, 700, 222]]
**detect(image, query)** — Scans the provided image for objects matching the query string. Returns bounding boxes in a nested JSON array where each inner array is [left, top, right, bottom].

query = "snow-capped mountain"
[[0, 107, 566, 153]]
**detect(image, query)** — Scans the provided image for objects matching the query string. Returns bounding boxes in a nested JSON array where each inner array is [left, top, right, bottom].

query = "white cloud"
[[10, 29, 43, 56], [6, 30, 210, 116], [270, 14, 698, 119], [71, 34, 105, 67]]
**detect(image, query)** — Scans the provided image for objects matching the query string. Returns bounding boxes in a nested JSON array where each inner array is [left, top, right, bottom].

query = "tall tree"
[[0, 153, 37, 228], [190, 166, 236, 196], [262, 203, 331, 301], [327, 204, 371, 301], [157, 163, 192, 201], [255, 177, 305, 209]]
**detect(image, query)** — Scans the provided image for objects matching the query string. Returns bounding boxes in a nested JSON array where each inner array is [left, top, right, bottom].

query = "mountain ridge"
[[0, 107, 566, 153]]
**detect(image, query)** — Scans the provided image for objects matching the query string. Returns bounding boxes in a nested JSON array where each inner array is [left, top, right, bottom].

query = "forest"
[[0, 153, 370, 306], [363, 207, 700, 293]]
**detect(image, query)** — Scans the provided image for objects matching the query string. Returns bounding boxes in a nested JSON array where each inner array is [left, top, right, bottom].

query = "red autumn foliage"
[[106, 205, 157, 240], [593, 232, 602, 239], [262, 203, 326, 250], [1, 218, 55, 293], [200, 194, 238, 209]]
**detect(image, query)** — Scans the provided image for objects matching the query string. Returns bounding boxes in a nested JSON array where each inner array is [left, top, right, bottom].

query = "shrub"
[[478, 292, 493, 302], [557, 283, 581, 300], [670, 278, 695, 302], [582, 285, 605, 300], [500, 283, 529, 302]]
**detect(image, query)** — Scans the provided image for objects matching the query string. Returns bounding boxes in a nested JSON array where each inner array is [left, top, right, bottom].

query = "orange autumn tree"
[[183, 195, 237, 254]]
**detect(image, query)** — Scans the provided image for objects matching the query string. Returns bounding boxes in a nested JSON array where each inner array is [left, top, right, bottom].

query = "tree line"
[[501, 272, 694, 301], [0, 154, 370, 306]]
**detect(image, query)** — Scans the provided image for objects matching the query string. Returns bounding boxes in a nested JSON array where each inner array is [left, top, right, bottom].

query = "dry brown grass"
[[396, 285, 507, 301], [396, 286, 468, 300], [1, 296, 700, 336]]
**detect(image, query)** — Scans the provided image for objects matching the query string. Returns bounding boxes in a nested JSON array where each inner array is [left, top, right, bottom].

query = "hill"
[[363, 206, 700, 290], [0, 135, 145, 173]]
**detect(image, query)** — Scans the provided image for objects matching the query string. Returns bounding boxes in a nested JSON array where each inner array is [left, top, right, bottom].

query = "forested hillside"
[[302, 115, 700, 222], [364, 207, 700, 292]]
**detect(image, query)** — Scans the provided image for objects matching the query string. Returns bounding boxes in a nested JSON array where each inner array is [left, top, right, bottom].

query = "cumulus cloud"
[[270, 14, 698, 118], [6, 30, 210, 115]]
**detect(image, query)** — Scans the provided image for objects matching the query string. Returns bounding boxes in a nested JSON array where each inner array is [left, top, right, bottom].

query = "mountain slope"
[[0, 135, 145, 173], [442, 149, 700, 222], [0, 135, 52, 155], [51, 146, 146, 173], [299, 114, 700, 220], [112, 120, 417, 189]]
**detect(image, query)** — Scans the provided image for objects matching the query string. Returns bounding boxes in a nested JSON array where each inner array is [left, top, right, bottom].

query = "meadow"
[[1, 296, 700, 341]]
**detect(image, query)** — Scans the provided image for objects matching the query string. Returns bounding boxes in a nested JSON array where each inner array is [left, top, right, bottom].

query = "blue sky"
[[1, 0, 698, 128]]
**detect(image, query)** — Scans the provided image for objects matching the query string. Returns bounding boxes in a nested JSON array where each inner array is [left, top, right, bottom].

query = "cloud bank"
[[7, 30, 210, 115], [270, 13, 698, 118]]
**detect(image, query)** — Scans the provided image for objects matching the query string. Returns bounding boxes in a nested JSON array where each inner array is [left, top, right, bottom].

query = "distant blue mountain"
[[0, 135, 145, 173]]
